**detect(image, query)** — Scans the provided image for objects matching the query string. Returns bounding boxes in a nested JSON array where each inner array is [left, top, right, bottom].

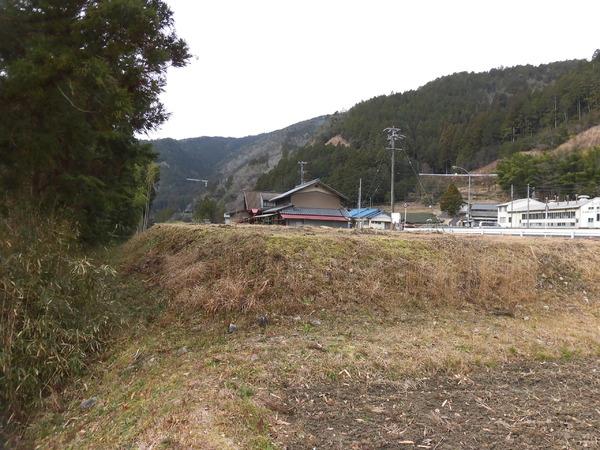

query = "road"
[[403, 226, 600, 239]]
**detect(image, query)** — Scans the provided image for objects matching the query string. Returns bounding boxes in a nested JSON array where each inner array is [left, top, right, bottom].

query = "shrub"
[[0, 207, 122, 426], [439, 183, 464, 216]]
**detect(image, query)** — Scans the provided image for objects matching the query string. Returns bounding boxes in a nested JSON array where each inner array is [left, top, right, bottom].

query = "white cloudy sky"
[[150, 0, 599, 140]]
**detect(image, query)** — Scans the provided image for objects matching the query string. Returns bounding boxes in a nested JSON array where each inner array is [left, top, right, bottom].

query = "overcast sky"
[[149, 0, 600, 140]]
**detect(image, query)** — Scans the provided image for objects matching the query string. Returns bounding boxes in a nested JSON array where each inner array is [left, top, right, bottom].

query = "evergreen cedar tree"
[[257, 51, 600, 205], [439, 183, 463, 217], [0, 0, 190, 242], [193, 196, 224, 224]]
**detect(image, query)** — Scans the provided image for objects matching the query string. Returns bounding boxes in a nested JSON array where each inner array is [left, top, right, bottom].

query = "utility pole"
[[452, 166, 471, 227], [384, 127, 405, 214], [510, 184, 514, 229], [298, 161, 307, 185], [527, 183, 530, 229], [357, 178, 362, 209]]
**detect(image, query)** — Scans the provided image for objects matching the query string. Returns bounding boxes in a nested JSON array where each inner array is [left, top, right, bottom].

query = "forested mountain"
[[257, 54, 600, 205], [149, 135, 260, 214], [149, 116, 328, 217]]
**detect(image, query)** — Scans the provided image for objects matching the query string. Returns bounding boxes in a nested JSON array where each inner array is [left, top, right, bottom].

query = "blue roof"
[[348, 208, 384, 219]]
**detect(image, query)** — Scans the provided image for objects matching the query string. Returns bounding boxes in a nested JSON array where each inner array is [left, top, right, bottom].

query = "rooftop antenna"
[[298, 161, 307, 185], [384, 127, 405, 214]]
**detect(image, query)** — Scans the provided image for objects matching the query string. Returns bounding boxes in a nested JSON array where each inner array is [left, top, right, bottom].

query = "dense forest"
[[257, 53, 600, 204], [497, 148, 600, 199]]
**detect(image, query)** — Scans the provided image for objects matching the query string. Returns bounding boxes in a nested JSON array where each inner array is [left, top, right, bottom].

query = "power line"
[[401, 151, 432, 205], [365, 151, 387, 203]]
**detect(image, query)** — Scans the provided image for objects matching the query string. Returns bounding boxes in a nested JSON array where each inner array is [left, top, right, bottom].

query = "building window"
[[589, 218, 594, 224]]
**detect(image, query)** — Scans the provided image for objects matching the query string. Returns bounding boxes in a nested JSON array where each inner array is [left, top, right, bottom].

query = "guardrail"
[[402, 227, 600, 239]]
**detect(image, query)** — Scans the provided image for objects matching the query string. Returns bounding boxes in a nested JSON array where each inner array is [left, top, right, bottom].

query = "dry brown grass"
[[122, 224, 600, 316], [552, 124, 600, 155], [21, 224, 600, 449], [25, 301, 600, 449]]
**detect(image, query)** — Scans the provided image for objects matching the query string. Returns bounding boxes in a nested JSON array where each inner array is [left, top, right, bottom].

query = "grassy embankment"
[[21, 224, 600, 448]]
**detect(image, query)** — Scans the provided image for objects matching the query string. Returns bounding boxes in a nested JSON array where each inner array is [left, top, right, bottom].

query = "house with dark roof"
[[226, 190, 282, 223], [458, 202, 499, 226], [250, 179, 351, 228]]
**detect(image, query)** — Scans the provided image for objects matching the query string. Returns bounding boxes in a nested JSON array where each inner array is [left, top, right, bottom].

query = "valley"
[[3, 4, 600, 448]]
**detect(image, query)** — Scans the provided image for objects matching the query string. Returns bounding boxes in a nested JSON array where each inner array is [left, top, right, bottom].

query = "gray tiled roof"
[[471, 203, 499, 211], [471, 210, 498, 219], [269, 179, 349, 203]]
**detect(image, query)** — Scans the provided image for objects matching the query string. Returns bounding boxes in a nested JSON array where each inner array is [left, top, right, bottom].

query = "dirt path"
[[276, 359, 600, 449]]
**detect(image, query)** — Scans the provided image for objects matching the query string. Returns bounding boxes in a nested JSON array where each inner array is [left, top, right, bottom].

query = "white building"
[[497, 195, 600, 228], [348, 208, 392, 230]]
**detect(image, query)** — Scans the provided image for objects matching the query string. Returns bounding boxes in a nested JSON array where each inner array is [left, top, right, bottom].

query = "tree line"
[[0, 0, 189, 428], [0, 0, 189, 243], [497, 148, 600, 199]]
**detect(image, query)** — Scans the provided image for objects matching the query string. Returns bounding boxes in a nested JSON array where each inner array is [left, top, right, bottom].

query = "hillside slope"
[[22, 225, 600, 449], [149, 116, 328, 215], [213, 116, 329, 210], [441, 124, 600, 202], [257, 55, 600, 204]]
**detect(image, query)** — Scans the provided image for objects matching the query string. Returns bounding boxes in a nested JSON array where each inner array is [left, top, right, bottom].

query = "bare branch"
[[56, 84, 94, 113]]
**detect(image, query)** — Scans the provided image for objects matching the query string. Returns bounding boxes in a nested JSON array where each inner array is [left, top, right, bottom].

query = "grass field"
[[20, 224, 600, 449]]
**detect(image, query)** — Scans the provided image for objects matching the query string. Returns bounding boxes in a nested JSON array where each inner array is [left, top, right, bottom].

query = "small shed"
[[348, 208, 392, 230]]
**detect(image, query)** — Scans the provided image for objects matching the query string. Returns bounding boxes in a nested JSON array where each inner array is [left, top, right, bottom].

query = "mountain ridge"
[[257, 56, 600, 204], [149, 115, 329, 215]]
